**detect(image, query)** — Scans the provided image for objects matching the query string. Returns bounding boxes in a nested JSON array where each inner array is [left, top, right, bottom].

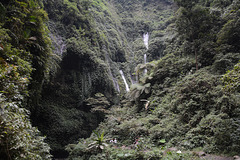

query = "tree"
[[175, 0, 198, 9], [222, 62, 240, 92], [217, 10, 240, 52], [0, 0, 52, 159], [175, 0, 213, 70]]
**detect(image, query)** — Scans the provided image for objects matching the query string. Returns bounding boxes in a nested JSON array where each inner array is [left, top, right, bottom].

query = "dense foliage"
[[0, 0, 52, 159], [223, 61, 240, 92], [67, 0, 240, 159], [32, 0, 118, 157], [1, 0, 239, 159], [34, 0, 176, 157]]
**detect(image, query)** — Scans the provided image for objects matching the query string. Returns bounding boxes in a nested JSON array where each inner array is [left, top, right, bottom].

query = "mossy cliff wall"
[[29, 0, 175, 157], [66, 0, 240, 159]]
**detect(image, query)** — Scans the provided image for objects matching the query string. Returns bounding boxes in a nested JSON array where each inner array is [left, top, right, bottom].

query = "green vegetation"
[[32, 0, 118, 156], [0, 0, 52, 159], [0, 0, 239, 159], [66, 0, 240, 159], [223, 62, 240, 92], [34, 0, 176, 156], [87, 131, 108, 152]]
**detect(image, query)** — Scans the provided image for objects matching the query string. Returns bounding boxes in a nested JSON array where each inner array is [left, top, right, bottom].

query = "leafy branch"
[[87, 130, 108, 152]]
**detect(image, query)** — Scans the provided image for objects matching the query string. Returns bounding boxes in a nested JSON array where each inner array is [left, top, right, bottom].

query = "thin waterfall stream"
[[143, 32, 149, 50], [144, 53, 147, 75], [119, 70, 130, 92], [143, 32, 149, 75]]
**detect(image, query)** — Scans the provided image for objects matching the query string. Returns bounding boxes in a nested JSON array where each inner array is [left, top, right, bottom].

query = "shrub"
[[0, 99, 52, 159]]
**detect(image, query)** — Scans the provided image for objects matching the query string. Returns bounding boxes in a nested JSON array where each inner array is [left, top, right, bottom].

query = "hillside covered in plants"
[[0, 0, 239, 159]]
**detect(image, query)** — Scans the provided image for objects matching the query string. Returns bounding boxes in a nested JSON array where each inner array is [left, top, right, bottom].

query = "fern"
[[128, 83, 151, 101]]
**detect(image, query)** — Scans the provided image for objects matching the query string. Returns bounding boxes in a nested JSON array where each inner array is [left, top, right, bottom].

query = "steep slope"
[[66, 0, 240, 159], [30, 0, 176, 157], [32, 0, 116, 157], [0, 0, 52, 159], [1, 0, 239, 159]]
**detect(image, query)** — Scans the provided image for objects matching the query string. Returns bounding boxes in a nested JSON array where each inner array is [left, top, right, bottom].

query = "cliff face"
[[31, 0, 240, 158], [65, 0, 240, 159], [32, 0, 175, 157], [1, 0, 239, 159]]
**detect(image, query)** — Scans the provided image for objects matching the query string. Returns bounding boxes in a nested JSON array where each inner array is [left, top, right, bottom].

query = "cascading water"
[[144, 54, 147, 75], [119, 70, 130, 92], [143, 32, 149, 75], [143, 32, 149, 50]]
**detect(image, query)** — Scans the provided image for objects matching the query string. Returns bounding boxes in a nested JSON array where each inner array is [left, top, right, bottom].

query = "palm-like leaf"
[[87, 131, 107, 152]]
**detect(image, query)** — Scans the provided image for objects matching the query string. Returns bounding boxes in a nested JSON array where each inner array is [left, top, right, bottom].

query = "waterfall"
[[143, 32, 149, 50], [143, 32, 149, 75], [144, 54, 147, 64], [144, 54, 147, 75], [119, 70, 130, 92]]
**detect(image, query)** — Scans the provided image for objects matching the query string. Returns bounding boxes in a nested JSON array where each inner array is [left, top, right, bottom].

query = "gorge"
[[0, 0, 240, 159]]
